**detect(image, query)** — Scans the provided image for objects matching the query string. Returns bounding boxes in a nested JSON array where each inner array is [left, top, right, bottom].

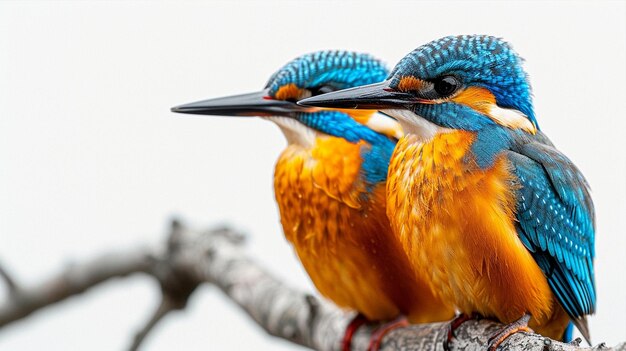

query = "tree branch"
[[0, 219, 623, 351], [0, 263, 20, 296], [0, 247, 155, 328], [128, 295, 179, 351]]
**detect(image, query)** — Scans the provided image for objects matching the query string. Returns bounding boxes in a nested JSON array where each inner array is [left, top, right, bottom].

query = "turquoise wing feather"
[[505, 139, 595, 339]]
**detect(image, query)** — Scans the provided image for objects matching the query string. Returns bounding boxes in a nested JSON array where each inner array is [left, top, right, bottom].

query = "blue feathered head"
[[300, 35, 538, 135]]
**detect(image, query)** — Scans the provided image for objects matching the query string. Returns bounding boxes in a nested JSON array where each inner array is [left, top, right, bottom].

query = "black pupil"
[[434, 76, 457, 96]]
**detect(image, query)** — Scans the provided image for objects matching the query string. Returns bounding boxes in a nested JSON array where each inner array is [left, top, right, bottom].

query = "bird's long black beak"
[[298, 80, 415, 110], [171, 89, 314, 117]]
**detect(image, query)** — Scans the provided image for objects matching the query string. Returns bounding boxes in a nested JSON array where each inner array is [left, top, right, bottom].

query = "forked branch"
[[0, 220, 623, 351]]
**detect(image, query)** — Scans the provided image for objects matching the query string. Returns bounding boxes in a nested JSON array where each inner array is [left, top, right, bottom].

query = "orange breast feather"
[[387, 131, 568, 339], [274, 135, 453, 322]]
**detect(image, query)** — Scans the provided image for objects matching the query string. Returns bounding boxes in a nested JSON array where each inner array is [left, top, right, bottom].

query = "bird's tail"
[[571, 316, 591, 345]]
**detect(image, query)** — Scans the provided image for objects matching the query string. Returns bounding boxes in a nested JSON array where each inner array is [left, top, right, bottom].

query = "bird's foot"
[[487, 314, 534, 351], [443, 313, 479, 351], [367, 316, 409, 351], [342, 314, 368, 351]]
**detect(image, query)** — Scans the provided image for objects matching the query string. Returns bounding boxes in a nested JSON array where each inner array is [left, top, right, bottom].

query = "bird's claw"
[[487, 314, 534, 351], [367, 316, 409, 351], [342, 314, 368, 351], [442, 313, 476, 351]]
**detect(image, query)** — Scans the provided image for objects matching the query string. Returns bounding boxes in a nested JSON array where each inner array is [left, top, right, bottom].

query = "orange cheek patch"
[[452, 87, 536, 134], [450, 86, 496, 114], [274, 83, 304, 101], [397, 76, 427, 92], [337, 109, 376, 125]]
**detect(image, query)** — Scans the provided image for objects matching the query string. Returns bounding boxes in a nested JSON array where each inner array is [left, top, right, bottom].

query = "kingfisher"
[[299, 35, 596, 349], [171, 50, 454, 350]]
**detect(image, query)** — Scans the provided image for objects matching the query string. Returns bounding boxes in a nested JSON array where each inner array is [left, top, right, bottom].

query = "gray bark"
[[0, 219, 623, 351]]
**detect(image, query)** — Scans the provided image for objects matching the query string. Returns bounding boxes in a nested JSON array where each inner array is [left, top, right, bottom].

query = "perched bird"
[[299, 35, 596, 348], [171, 51, 454, 349]]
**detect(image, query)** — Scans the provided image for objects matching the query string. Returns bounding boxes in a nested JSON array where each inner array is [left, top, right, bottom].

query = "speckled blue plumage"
[[266, 51, 388, 97], [385, 35, 596, 337], [463, 113, 596, 329], [466, 124, 596, 330], [390, 35, 537, 128], [508, 135, 596, 320], [266, 51, 395, 187]]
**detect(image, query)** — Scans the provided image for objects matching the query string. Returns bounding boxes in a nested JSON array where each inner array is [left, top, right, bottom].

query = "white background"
[[1, 1, 624, 350]]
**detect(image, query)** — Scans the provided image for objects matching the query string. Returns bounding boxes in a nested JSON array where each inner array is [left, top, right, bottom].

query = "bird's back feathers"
[[506, 133, 596, 342]]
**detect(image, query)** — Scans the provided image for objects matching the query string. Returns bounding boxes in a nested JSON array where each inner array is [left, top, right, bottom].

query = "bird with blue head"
[[300, 35, 596, 349], [172, 50, 455, 350]]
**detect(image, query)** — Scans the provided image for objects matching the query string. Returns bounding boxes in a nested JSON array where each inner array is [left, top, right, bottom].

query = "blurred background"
[[1, 1, 624, 350]]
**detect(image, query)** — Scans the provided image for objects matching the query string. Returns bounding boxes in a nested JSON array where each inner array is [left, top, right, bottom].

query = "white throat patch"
[[487, 104, 537, 134], [382, 109, 452, 141], [365, 112, 404, 140], [265, 116, 317, 147]]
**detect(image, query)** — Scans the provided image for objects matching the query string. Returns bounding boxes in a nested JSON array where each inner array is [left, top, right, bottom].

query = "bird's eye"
[[433, 76, 459, 97]]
